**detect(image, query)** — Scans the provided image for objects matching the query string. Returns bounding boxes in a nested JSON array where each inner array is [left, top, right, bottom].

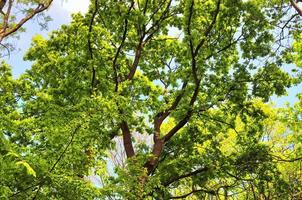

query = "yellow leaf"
[[16, 160, 36, 177], [235, 115, 245, 132]]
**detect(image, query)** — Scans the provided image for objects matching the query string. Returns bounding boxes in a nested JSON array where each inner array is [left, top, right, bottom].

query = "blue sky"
[[5, 0, 90, 77], [3, 0, 300, 107]]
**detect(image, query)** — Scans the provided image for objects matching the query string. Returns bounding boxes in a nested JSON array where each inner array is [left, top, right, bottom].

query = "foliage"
[[1, 0, 302, 199], [0, 0, 53, 57]]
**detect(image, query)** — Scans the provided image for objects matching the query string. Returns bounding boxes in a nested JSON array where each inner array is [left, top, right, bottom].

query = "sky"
[[2, 0, 300, 107], [5, 0, 90, 77]]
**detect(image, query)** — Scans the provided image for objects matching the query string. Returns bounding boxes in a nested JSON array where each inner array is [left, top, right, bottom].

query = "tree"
[[1, 0, 302, 199], [0, 0, 53, 57]]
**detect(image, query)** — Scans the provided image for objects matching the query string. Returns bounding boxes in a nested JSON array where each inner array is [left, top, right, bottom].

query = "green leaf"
[[16, 160, 36, 177]]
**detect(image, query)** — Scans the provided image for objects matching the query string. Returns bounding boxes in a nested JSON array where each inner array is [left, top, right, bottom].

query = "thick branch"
[[163, 0, 221, 143], [154, 81, 188, 135], [145, 0, 206, 173], [163, 79, 200, 143], [126, 38, 144, 80], [145, 0, 221, 176], [120, 120, 135, 158], [0, 0, 53, 42], [112, 2, 137, 159], [144, 82, 188, 174], [127, 0, 173, 80], [0, 0, 13, 36], [163, 111, 192, 143]]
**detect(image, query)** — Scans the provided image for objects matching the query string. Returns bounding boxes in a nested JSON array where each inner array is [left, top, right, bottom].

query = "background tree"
[[1, 0, 302, 199], [0, 0, 53, 57]]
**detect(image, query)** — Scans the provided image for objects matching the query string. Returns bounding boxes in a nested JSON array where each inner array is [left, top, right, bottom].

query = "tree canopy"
[[1, 0, 302, 199]]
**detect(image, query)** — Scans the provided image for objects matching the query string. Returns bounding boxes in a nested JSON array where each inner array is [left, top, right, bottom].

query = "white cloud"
[[59, 0, 90, 14]]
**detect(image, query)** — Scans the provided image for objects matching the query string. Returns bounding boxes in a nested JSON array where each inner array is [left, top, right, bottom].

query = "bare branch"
[[0, 42, 10, 58]]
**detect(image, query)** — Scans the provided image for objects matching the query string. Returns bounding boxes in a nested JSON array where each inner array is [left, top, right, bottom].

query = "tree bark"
[[120, 120, 135, 158]]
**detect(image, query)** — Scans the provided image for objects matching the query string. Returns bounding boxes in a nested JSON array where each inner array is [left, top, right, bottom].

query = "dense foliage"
[[1, 0, 302, 199]]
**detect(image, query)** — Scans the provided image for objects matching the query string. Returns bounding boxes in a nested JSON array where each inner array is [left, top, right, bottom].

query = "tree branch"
[[88, 0, 98, 94], [163, 0, 222, 143], [154, 81, 188, 137], [163, 167, 209, 187], [170, 188, 216, 199], [144, 80, 191, 174], [10, 124, 81, 198], [290, 0, 302, 16], [185, 0, 201, 86], [143, 0, 173, 43], [194, 0, 221, 56], [0, 0, 13, 37], [0, 0, 53, 42], [126, 38, 144, 80], [271, 154, 302, 162], [113, 1, 135, 91], [198, 113, 239, 134], [49, 124, 81, 173], [126, 0, 173, 80], [120, 120, 135, 158]]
